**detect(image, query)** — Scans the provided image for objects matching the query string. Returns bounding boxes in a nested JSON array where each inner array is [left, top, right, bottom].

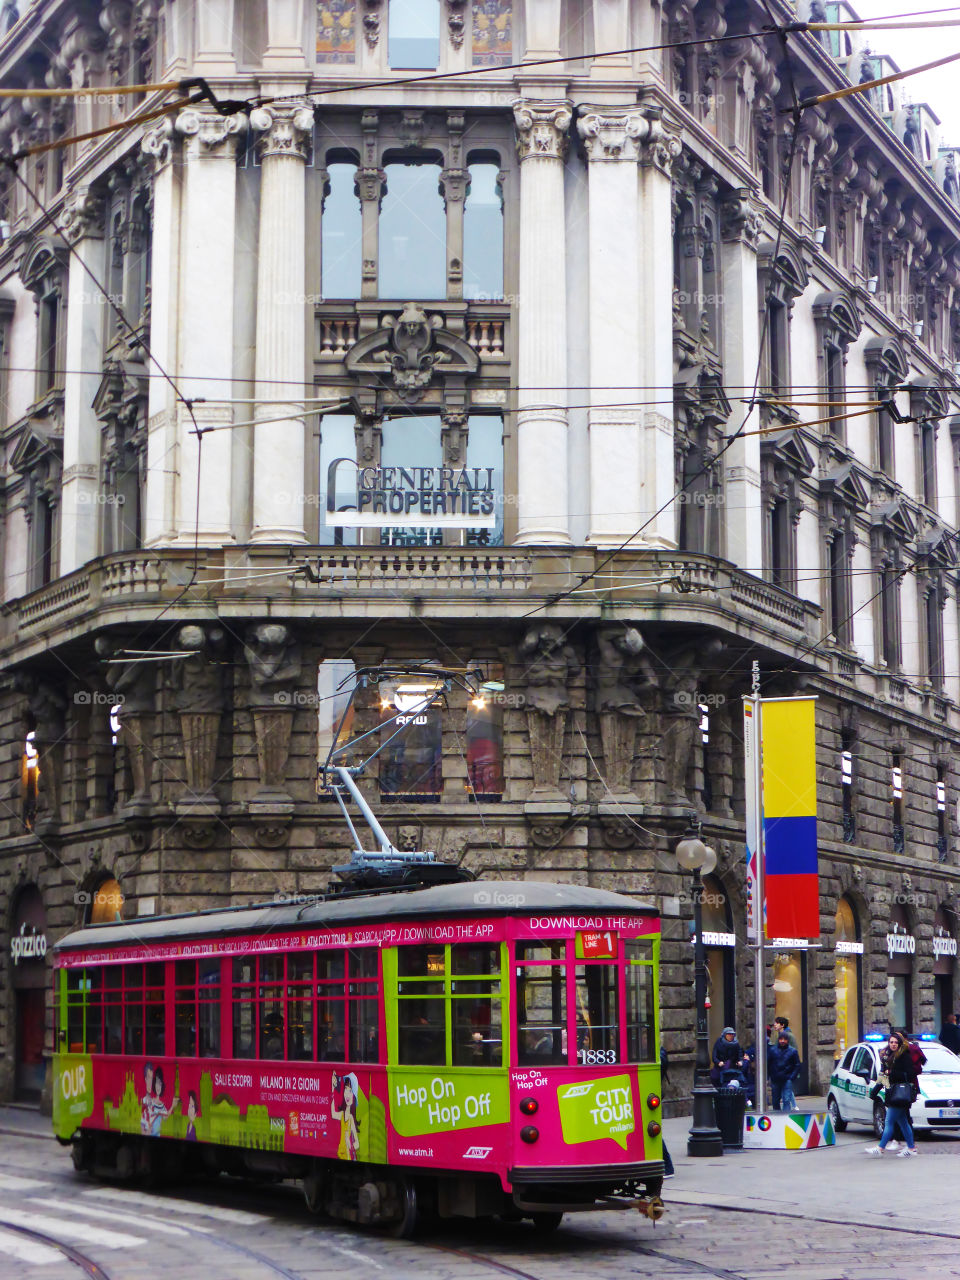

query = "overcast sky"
[[856, 1, 960, 145]]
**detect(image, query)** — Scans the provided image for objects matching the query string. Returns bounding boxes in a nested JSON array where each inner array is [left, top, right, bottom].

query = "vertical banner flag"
[[760, 698, 819, 939], [743, 699, 759, 942]]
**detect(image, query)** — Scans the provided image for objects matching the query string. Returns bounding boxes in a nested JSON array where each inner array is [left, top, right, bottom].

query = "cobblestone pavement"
[[0, 1111, 958, 1280]]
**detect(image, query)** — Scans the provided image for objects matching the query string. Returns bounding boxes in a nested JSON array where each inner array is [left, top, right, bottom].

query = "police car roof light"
[[864, 1033, 885, 1041]]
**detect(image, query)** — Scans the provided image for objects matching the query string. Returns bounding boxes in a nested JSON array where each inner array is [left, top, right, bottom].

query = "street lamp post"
[[677, 834, 724, 1157]]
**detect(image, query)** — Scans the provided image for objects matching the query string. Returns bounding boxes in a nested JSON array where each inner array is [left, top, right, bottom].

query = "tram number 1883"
[[577, 1049, 617, 1065]]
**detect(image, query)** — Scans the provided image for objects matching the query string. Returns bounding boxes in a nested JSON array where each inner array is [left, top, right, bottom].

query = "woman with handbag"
[[865, 1031, 919, 1157]]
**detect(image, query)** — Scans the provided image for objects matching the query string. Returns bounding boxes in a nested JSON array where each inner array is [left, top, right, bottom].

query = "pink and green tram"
[[52, 880, 665, 1232]]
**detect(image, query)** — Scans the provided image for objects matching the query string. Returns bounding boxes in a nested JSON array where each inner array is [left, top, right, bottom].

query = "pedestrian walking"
[[865, 1031, 919, 1157], [768, 1031, 801, 1111], [768, 1016, 798, 1052], [938, 1013, 960, 1055]]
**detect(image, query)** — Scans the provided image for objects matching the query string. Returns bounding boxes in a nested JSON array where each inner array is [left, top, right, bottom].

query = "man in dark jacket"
[[939, 1013, 960, 1055], [710, 1027, 741, 1087], [768, 1031, 801, 1111]]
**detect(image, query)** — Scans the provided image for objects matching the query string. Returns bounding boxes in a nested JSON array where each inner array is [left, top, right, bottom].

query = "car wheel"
[[873, 1101, 886, 1139], [827, 1095, 847, 1132]]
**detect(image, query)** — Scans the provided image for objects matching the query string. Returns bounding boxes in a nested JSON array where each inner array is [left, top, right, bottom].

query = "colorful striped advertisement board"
[[760, 698, 819, 939]]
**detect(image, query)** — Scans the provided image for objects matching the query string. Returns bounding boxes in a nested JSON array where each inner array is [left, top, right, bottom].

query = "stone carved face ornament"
[[374, 303, 450, 391]]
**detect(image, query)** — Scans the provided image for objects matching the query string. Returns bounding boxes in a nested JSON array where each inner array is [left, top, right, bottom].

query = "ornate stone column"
[[577, 106, 646, 547], [141, 119, 178, 544], [513, 100, 572, 545], [638, 107, 682, 547], [59, 187, 105, 572], [720, 188, 764, 571], [250, 105, 314, 544], [174, 109, 246, 546]]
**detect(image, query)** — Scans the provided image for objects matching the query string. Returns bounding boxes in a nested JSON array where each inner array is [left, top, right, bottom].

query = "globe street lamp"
[[676, 833, 725, 1157]]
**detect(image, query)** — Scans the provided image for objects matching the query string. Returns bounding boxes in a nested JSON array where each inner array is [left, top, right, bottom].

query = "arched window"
[[463, 161, 503, 301], [322, 159, 362, 299], [88, 878, 124, 925], [379, 160, 446, 299]]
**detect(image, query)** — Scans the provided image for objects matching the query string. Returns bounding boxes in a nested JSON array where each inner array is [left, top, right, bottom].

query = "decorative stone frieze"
[[249, 105, 314, 161], [512, 100, 572, 162], [362, 0, 382, 49], [446, 0, 467, 48]]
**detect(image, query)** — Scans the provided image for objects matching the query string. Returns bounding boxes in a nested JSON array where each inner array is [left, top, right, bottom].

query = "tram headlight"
[[647, 1093, 661, 1110], [520, 1125, 539, 1144], [647, 1120, 662, 1137], [519, 1097, 538, 1116]]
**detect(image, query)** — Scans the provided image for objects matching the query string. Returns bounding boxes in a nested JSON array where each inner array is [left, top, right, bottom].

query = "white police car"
[[827, 1034, 960, 1138]]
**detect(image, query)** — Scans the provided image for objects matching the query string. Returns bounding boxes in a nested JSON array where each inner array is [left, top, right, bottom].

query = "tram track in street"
[[0, 1219, 112, 1279]]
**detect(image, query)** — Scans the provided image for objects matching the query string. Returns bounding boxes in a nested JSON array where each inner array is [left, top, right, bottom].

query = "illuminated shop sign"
[[834, 940, 863, 955], [326, 460, 497, 528], [934, 931, 958, 959]]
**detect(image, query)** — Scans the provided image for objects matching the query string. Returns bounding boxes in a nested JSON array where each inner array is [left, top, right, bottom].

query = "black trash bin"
[[714, 1084, 747, 1149]]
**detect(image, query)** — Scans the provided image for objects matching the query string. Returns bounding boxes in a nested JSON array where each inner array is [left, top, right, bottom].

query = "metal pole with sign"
[[744, 663, 765, 1109]]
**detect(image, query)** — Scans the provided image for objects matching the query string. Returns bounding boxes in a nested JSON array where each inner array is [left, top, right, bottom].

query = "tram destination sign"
[[325, 460, 496, 528]]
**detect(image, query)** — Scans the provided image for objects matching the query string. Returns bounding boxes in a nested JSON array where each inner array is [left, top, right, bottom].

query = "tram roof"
[[53, 879, 658, 953]]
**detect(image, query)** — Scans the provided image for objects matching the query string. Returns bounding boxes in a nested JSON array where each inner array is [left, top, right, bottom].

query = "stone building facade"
[[1, 0, 959, 1111]]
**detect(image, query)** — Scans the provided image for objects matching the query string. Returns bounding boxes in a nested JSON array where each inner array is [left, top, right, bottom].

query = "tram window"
[[451, 944, 500, 975], [289, 952, 314, 983], [85, 969, 103, 1054], [105, 966, 123, 989], [574, 965, 619, 1064], [317, 997, 346, 1060], [287, 990, 314, 1060], [349, 948, 378, 981], [198, 959, 220, 1057], [260, 955, 284, 985], [398, 996, 446, 1065], [516, 964, 567, 1065], [318, 952, 345, 983], [516, 941, 564, 963], [453, 995, 502, 1066], [126, 1002, 144, 1055], [287, 953, 314, 1061], [625, 951, 656, 1064], [104, 999, 122, 1054], [176, 960, 198, 1056], [350, 995, 379, 1063], [233, 999, 256, 1059], [260, 986, 285, 1059], [233, 957, 256, 1058], [399, 945, 445, 977], [145, 999, 165, 1056]]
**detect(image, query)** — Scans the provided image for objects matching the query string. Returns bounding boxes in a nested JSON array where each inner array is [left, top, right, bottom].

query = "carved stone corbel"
[[97, 635, 156, 813], [172, 624, 225, 812], [244, 623, 301, 804], [17, 675, 67, 833], [594, 625, 654, 799], [517, 624, 578, 801]]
